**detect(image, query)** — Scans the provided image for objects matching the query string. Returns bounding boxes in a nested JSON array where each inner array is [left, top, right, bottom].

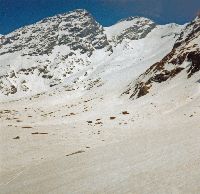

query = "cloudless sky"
[[0, 0, 200, 34]]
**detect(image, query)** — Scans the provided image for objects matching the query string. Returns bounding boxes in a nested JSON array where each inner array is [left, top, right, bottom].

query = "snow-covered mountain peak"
[[40, 9, 90, 22], [105, 16, 156, 44], [0, 9, 188, 99], [0, 9, 114, 96], [118, 16, 153, 23], [0, 9, 111, 57], [59, 8, 89, 16]]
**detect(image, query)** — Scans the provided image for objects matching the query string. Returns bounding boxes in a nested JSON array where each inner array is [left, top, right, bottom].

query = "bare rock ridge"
[[124, 16, 200, 99]]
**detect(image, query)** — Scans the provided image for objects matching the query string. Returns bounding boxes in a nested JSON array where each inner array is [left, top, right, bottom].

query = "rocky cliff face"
[[124, 17, 200, 99]]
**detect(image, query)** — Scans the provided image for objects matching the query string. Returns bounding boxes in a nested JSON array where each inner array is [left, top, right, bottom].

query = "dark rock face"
[[124, 17, 200, 99], [136, 83, 151, 98], [187, 51, 200, 78], [10, 85, 17, 94]]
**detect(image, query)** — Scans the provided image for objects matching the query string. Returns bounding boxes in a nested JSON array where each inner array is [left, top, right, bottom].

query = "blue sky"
[[0, 0, 200, 34]]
